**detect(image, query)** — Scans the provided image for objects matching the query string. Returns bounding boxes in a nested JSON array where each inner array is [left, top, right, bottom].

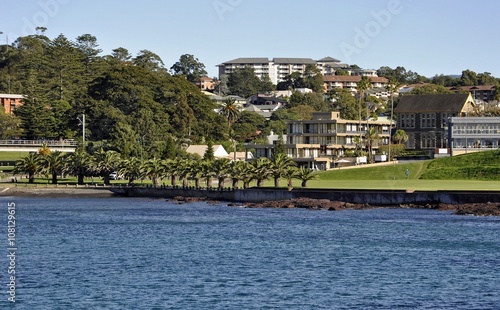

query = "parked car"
[[109, 172, 123, 180]]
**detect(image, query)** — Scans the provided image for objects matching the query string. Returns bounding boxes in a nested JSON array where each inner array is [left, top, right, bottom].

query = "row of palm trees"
[[13, 149, 318, 189]]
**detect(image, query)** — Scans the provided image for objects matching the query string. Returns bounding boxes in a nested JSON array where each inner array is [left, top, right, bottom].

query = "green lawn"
[[0, 151, 30, 161], [2, 150, 500, 191]]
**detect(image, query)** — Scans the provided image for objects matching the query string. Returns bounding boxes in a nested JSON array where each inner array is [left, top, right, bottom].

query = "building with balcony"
[[217, 57, 375, 86], [448, 117, 500, 156], [323, 76, 388, 94], [449, 85, 496, 102], [246, 112, 393, 170], [0, 94, 24, 114]]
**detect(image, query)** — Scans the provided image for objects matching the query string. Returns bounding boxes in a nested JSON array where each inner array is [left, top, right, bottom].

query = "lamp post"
[[77, 114, 85, 147]]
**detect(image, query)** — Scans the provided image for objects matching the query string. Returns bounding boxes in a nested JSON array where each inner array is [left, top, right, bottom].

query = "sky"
[[1, 0, 500, 79]]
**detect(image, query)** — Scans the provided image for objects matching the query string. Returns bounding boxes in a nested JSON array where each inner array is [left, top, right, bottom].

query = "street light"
[[77, 114, 85, 147]]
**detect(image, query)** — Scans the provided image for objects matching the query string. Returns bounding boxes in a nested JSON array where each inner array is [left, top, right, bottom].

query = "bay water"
[[0, 197, 499, 309]]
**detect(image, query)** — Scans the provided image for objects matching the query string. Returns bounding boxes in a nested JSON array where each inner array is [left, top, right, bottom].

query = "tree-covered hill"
[[0, 32, 229, 158]]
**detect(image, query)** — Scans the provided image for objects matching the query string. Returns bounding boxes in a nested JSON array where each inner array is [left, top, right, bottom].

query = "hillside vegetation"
[[420, 150, 500, 181]]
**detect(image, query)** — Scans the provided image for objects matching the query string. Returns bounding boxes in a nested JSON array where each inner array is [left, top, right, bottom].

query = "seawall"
[[110, 186, 500, 205]]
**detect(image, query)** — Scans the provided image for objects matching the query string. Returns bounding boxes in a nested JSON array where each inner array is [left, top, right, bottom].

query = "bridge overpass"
[[0, 140, 77, 152]]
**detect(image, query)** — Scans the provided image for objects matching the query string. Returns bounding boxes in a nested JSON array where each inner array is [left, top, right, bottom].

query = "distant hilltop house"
[[0, 94, 24, 114], [449, 85, 496, 102], [195, 76, 216, 91], [394, 93, 475, 153], [244, 94, 287, 119]]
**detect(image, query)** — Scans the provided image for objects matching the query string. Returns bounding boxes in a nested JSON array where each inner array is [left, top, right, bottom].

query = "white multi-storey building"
[[218, 57, 351, 85]]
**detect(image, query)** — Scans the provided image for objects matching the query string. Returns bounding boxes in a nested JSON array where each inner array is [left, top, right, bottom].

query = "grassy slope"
[[308, 150, 500, 191]]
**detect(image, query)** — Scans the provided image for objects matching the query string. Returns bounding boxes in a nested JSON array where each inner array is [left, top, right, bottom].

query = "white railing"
[[0, 140, 78, 147]]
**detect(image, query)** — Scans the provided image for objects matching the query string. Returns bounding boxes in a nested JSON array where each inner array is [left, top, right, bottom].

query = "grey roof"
[[395, 94, 473, 113], [317, 56, 341, 63], [219, 58, 269, 65], [272, 58, 316, 64], [244, 105, 262, 112]]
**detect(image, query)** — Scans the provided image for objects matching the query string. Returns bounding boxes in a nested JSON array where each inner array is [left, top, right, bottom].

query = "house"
[[185, 144, 229, 159], [0, 94, 24, 114], [449, 85, 496, 102], [195, 76, 216, 91], [323, 76, 388, 94], [247, 112, 393, 170], [394, 93, 475, 152], [448, 117, 500, 156]]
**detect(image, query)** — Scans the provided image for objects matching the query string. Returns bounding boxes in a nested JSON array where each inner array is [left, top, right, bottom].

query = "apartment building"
[[323, 76, 388, 93], [218, 56, 359, 85], [247, 112, 392, 169], [0, 94, 24, 114]]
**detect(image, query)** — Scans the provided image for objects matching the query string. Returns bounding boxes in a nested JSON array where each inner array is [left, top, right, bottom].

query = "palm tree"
[[295, 166, 318, 188], [92, 149, 121, 185], [65, 150, 91, 185], [229, 160, 248, 189], [41, 151, 66, 184], [393, 129, 409, 145], [177, 159, 192, 188], [241, 163, 256, 189], [221, 98, 240, 161], [269, 153, 296, 188], [386, 78, 400, 161], [251, 157, 271, 187], [141, 157, 164, 187], [13, 153, 42, 183], [365, 127, 380, 163], [356, 76, 372, 155], [282, 167, 298, 191], [201, 160, 216, 188], [119, 156, 143, 185], [221, 98, 240, 127], [187, 160, 203, 188], [213, 158, 231, 190]]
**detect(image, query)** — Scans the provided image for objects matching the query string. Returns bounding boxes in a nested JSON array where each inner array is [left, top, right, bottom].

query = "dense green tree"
[[408, 84, 453, 95], [232, 111, 266, 142], [0, 110, 22, 139], [227, 67, 265, 98], [327, 88, 358, 120], [141, 157, 164, 187], [133, 50, 165, 72], [203, 140, 215, 161], [170, 54, 207, 83]]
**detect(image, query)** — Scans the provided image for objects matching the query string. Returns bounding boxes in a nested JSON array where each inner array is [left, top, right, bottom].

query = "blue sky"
[[2, 0, 500, 78]]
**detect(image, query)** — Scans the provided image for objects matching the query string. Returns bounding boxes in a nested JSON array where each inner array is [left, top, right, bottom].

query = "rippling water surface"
[[0, 197, 499, 309]]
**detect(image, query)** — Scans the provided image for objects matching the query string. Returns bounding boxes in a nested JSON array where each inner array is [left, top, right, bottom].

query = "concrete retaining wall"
[[111, 187, 500, 205]]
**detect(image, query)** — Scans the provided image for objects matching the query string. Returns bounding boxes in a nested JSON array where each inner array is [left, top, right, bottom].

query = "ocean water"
[[0, 197, 499, 309]]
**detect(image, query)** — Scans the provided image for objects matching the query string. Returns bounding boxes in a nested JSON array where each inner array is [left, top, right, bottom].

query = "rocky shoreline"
[[171, 196, 500, 216]]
